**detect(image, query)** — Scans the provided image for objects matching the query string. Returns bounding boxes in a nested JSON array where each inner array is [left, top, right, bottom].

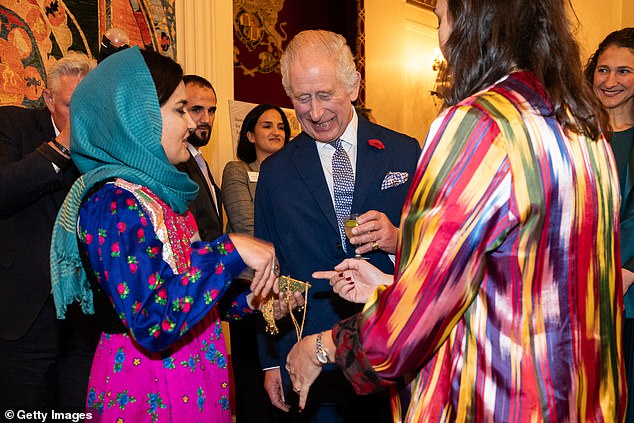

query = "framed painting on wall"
[[406, 0, 437, 10]]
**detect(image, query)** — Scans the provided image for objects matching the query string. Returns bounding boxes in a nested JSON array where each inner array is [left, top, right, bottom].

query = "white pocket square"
[[381, 171, 409, 190]]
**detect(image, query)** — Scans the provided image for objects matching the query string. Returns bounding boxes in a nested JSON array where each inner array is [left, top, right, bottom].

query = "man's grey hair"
[[47, 51, 95, 93], [280, 30, 359, 97]]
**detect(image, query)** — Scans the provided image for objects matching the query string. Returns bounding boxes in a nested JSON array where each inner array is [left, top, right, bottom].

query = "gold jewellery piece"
[[262, 275, 311, 336]]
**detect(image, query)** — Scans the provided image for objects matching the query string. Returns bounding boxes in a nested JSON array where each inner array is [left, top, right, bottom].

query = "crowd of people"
[[0, 0, 633, 421]]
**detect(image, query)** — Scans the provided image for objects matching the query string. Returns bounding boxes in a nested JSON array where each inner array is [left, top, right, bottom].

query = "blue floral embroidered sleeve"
[[77, 183, 248, 352]]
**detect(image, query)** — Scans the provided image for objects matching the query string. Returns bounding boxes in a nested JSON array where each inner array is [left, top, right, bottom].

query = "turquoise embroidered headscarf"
[[50, 46, 199, 318]]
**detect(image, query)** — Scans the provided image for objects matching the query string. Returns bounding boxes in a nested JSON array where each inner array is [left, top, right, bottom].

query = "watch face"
[[317, 351, 328, 364]]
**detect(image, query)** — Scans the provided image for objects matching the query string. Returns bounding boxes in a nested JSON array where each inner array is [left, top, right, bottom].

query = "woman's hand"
[[313, 259, 393, 303], [228, 233, 278, 298]]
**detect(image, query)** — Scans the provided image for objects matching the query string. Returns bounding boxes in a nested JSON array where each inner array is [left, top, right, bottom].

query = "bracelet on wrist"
[[51, 138, 70, 157]]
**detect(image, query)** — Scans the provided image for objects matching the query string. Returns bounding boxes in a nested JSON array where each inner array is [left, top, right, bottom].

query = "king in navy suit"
[[255, 30, 421, 422]]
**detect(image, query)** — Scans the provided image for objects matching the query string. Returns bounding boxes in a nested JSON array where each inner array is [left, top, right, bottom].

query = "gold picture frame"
[[406, 0, 437, 10]]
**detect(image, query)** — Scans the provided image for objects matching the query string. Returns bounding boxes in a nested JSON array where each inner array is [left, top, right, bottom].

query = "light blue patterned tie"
[[331, 139, 354, 252]]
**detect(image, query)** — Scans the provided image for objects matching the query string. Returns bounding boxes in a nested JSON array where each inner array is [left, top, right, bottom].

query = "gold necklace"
[[262, 276, 311, 337], [286, 283, 309, 340]]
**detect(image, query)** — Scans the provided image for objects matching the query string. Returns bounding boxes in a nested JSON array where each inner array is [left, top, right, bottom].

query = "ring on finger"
[[272, 261, 280, 277], [294, 387, 301, 393], [372, 241, 379, 251]]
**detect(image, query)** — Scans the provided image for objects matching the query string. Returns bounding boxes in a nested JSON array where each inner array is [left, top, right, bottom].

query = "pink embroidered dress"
[[78, 179, 251, 422]]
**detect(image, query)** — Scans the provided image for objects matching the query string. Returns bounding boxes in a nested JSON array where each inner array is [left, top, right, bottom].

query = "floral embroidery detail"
[[113, 347, 125, 373], [161, 318, 176, 333], [179, 322, 189, 336], [125, 198, 137, 210], [181, 355, 200, 372], [98, 229, 107, 245], [127, 256, 138, 274], [147, 272, 163, 290], [217, 242, 228, 255], [131, 301, 142, 315], [108, 390, 136, 410], [79, 229, 91, 244], [368, 138, 385, 150], [204, 290, 219, 305], [180, 268, 202, 286], [217, 353, 227, 369], [146, 245, 160, 258], [219, 395, 229, 411], [87, 388, 105, 414], [214, 263, 225, 275], [148, 324, 161, 338], [197, 245, 214, 255], [137, 228, 145, 243], [118, 312, 127, 327], [111, 242, 120, 257], [117, 222, 126, 234], [214, 322, 223, 339], [183, 395, 189, 403], [110, 201, 117, 215], [221, 381, 228, 389], [154, 288, 167, 305], [132, 357, 141, 366], [172, 296, 194, 313], [163, 357, 176, 369], [117, 282, 130, 299], [146, 392, 166, 423], [197, 387, 206, 412]]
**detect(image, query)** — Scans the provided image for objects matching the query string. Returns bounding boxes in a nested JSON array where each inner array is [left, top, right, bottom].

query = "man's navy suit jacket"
[[254, 117, 421, 402], [0, 106, 79, 340]]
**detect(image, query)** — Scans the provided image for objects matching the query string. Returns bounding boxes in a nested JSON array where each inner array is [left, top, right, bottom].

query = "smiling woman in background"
[[586, 26, 634, 423], [223, 104, 290, 236]]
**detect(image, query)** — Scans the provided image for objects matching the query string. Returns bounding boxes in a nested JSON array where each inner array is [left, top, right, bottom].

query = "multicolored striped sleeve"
[[333, 103, 515, 389]]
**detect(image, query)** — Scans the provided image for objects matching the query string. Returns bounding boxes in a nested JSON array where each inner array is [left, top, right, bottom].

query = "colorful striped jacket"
[[333, 71, 626, 422]]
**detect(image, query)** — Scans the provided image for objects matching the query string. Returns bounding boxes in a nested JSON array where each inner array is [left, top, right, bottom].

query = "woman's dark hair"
[[584, 28, 634, 85], [441, 0, 606, 138], [140, 49, 183, 106], [236, 104, 291, 163]]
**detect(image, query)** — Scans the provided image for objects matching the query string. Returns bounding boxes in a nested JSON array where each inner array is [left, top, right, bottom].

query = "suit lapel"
[[291, 135, 340, 235], [34, 109, 55, 149], [187, 154, 222, 225], [352, 120, 384, 212]]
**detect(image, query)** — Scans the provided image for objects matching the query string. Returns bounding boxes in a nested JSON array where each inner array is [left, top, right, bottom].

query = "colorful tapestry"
[[233, 0, 361, 109], [0, 0, 175, 108]]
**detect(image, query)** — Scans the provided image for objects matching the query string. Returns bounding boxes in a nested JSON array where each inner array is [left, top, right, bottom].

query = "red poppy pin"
[[368, 139, 384, 150]]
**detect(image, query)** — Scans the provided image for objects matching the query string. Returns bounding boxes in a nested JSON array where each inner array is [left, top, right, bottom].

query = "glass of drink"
[[344, 213, 368, 260]]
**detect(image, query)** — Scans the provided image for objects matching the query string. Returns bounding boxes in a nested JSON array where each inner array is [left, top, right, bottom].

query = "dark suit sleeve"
[[0, 108, 72, 216], [253, 164, 281, 368]]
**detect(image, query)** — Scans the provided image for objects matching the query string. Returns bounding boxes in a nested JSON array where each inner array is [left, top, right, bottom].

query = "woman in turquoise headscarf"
[[49, 47, 284, 422]]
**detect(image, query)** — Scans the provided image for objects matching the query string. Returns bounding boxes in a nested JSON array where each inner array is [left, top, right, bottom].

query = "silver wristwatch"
[[316, 332, 331, 365]]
